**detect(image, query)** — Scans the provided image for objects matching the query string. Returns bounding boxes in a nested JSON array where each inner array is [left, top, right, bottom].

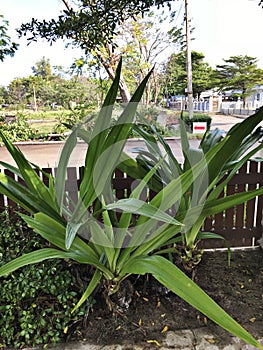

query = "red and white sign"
[[192, 122, 207, 134]]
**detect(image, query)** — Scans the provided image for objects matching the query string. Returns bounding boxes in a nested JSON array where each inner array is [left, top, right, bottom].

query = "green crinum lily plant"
[[0, 59, 262, 349], [119, 109, 263, 269]]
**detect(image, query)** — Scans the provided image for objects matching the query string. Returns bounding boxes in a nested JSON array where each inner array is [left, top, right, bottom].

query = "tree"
[[17, 0, 177, 102], [0, 14, 19, 62], [80, 11, 184, 105], [17, 0, 172, 51], [214, 55, 263, 108], [163, 51, 215, 100], [120, 12, 184, 105], [32, 57, 53, 79], [4, 58, 108, 109]]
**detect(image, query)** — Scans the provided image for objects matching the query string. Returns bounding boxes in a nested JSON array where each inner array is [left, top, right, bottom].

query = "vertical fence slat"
[[245, 161, 258, 228], [225, 183, 236, 228], [214, 188, 224, 229], [42, 167, 53, 186], [235, 163, 247, 228], [255, 161, 263, 228], [66, 167, 79, 207]]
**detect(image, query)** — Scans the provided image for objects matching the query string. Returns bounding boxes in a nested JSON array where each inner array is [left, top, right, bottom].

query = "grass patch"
[[30, 121, 57, 134]]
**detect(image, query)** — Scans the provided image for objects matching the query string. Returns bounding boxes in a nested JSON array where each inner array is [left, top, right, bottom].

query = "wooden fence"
[[0, 160, 262, 249]]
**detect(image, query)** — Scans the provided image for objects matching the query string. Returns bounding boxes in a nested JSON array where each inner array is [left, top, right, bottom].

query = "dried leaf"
[[249, 317, 256, 323], [206, 338, 215, 344], [147, 339, 161, 346], [238, 282, 245, 289], [161, 326, 168, 333]]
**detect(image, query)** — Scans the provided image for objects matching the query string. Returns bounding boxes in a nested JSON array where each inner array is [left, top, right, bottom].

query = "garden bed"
[[66, 248, 263, 348]]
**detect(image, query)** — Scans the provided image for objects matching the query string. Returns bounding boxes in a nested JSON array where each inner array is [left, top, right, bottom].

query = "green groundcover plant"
[[0, 211, 87, 348], [0, 59, 263, 349]]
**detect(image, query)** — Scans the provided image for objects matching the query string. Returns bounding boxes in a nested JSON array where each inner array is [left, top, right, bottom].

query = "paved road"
[[0, 139, 200, 168], [0, 114, 261, 168]]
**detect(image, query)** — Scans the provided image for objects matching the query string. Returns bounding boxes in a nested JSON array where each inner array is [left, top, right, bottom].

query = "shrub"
[[182, 113, 212, 132], [0, 211, 87, 349], [0, 114, 36, 142]]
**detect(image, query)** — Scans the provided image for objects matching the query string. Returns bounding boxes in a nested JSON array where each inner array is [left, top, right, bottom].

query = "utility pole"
[[33, 85, 38, 112], [185, 0, 193, 118]]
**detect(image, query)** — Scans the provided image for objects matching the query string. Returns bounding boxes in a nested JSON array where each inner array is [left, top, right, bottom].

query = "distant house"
[[246, 85, 263, 107]]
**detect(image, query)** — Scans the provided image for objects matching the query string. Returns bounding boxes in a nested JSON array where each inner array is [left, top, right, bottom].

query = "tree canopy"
[[163, 51, 215, 99], [0, 14, 19, 62], [1, 57, 103, 109], [17, 0, 173, 52], [214, 55, 263, 107]]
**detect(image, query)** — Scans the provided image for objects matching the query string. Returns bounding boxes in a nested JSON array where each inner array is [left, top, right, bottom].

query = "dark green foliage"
[[163, 51, 215, 99], [0, 15, 19, 62], [182, 113, 212, 133], [213, 55, 263, 108], [17, 1, 172, 52], [0, 211, 87, 349]]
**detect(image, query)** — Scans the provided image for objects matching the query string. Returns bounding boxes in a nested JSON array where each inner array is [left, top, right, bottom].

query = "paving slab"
[[19, 330, 263, 350]]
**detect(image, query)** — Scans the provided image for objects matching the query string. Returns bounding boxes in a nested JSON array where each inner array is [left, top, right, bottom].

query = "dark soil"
[[69, 248, 263, 347]]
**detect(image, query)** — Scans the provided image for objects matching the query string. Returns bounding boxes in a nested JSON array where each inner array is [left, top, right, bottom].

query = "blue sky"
[[0, 0, 263, 86]]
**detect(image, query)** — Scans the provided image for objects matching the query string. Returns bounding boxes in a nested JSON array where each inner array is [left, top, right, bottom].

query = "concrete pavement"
[[22, 329, 263, 350]]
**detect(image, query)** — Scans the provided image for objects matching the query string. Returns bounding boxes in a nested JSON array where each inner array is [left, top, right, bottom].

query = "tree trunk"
[[95, 49, 131, 103], [119, 78, 131, 103]]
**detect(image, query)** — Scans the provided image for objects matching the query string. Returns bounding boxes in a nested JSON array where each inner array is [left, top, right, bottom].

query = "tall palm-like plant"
[[0, 60, 262, 349]]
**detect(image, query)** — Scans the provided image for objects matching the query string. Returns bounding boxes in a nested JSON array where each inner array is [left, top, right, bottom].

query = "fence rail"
[[0, 160, 262, 249]]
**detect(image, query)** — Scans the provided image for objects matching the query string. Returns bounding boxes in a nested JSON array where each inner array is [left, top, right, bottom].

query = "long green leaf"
[[125, 144, 224, 249], [0, 172, 64, 223], [121, 255, 263, 349], [112, 156, 168, 267], [70, 65, 154, 239], [79, 59, 123, 200], [55, 128, 78, 213], [206, 109, 263, 182], [175, 186, 263, 231], [204, 186, 263, 216], [0, 130, 56, 207], [21, 213, 114, 278], [206, 144, 263, 202], [106, 198, 182, 226], [86, 68, 155, 202], [0, 248, 75, 277], [71, 269, 102, 313]]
